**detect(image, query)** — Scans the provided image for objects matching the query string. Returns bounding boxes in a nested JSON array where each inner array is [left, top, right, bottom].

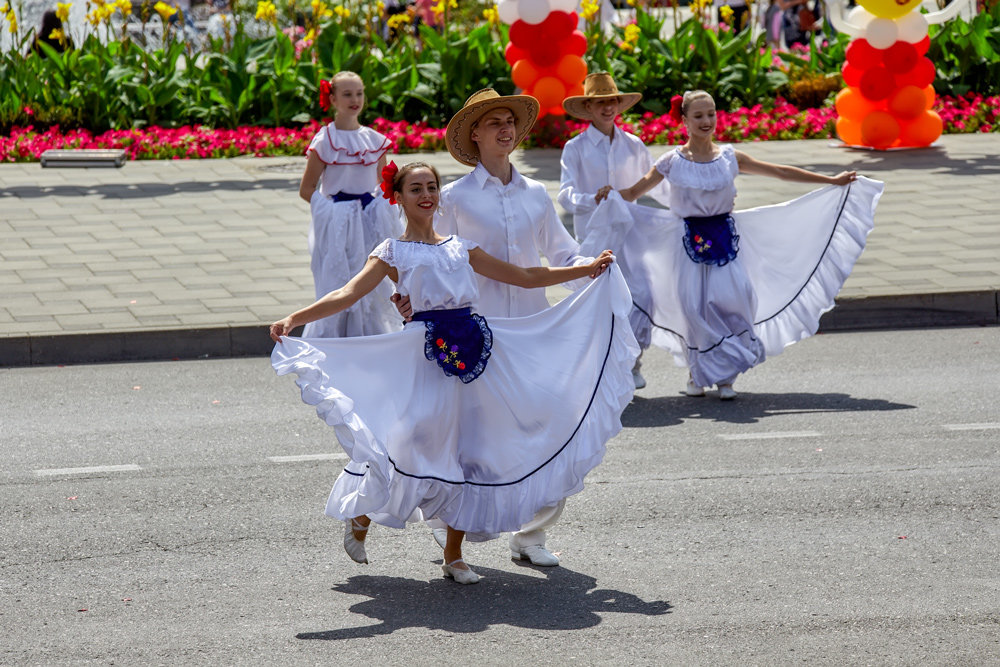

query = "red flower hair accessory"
[[670, 95, 683, 123], [319, 80, 331, 112], [380, 161, 399, 204]]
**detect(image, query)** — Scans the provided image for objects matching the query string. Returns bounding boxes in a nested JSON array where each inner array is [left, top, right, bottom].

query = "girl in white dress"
[[585, 90, 883, 399], [270, 162, 638, 584], [298, 71, 402, 338]]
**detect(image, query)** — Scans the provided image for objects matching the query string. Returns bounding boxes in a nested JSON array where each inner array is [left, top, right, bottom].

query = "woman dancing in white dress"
[[270, 162, 638, 584], [585, 90, 883, 399]]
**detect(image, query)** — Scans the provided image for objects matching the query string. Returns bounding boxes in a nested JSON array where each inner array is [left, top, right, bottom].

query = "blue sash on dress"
[[411, 307, 492, 383], [682, 213, 740, 267], [331, 191, 375, 208]]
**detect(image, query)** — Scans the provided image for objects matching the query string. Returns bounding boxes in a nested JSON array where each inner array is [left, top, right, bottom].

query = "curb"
[[1, 291, 997, 368]]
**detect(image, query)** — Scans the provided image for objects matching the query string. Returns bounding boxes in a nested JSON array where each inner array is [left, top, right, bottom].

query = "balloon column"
[[497, 0, 589, 119], [834, 0, 942, 149]]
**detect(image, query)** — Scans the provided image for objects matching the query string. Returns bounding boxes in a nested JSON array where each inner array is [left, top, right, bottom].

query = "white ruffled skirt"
[[582, 178, 884, 388], [304, 193, 404, 338], [271, 265, 639, 541]]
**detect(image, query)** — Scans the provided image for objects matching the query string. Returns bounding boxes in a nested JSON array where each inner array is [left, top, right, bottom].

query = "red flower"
[[319, 80, 331, 112], [669, 95, 683, 124], [380, 160, 399, 204], [457, 362, 466, 370], [436, 338, 444, 347]]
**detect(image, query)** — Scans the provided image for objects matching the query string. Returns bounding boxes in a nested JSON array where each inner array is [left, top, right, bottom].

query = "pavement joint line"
[[941, 423, 1000, 431], [267, 453, 347, 463], [34, 464, 142, 476], [719, 431, 822, 441]]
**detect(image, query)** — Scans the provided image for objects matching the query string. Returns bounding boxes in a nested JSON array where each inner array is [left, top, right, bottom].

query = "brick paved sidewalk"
[[1, 133, 998, 366]]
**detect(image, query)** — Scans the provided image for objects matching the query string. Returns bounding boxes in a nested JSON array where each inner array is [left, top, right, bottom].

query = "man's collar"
[[471, 161, 523, 188], [585, 123, 616, 145]]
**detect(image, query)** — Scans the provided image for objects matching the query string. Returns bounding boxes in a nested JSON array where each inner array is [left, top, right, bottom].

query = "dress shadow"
[[295, 565, 671, 640]]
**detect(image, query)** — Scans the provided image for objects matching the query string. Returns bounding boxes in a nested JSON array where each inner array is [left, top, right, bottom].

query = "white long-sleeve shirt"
[[558, 124, 671, 241], [436, 162, 590, 318]]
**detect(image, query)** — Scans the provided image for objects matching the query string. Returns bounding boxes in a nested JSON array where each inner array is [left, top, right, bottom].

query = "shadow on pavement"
[[295, 565, 671, 640], [0, 178, 298, 200], [623, 392, 916, 427], [785, 145, 1000, 177]]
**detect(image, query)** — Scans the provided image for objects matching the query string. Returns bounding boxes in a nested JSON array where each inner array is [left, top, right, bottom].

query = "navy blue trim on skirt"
[[331, 191, 375, 208], [340, 314, 617, 487]]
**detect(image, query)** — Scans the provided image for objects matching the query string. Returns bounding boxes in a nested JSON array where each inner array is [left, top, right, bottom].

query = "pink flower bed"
[[2, 95, 996, 163]]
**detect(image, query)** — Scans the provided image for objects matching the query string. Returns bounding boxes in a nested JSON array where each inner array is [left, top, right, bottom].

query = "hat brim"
[[563, 92, 643, 121], [446, 94, 540, 167]]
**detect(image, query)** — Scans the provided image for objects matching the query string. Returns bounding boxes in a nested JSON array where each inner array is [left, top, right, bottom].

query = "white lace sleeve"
[[653, 150, 674, 178], [458, 237, 479, 254], [370, 238, 395, 266]]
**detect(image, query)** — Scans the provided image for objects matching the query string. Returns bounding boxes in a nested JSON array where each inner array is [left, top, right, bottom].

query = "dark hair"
[[393, 162, 440, 194]]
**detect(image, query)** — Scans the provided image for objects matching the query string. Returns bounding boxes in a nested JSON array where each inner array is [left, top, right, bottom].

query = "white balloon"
[[897, 11, 929, 43], [865, 17, 898, 49], [847, 6, 874, 30], [497, 0, 520, 25], [518, 0, 551, 24], [549, 0, 579, 11]]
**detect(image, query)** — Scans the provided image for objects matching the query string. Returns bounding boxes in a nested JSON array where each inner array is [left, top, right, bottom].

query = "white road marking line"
[[719, 431, 822, 441], [267, 453, 347, 463], [942, 423, 1000, 431], [35, 464, 142, 477]]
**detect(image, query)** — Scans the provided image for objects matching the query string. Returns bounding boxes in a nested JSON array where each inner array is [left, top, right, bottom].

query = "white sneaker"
[[442, 558, 480, 584], [511, 544, 560, 567], [632, 368, 647, 390], [685, 378, 705, 397], [718, 384, 737, 400]]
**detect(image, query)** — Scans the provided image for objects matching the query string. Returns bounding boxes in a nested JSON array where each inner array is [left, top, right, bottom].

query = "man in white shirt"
[[559, 72, 670, 389], [394, 88, 592, 567]]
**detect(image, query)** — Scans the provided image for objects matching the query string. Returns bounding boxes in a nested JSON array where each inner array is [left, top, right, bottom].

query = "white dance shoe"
[[511, 545, 560, 567], [343, 518, 369, 564], [442, 559, 480, 585], [632, 367, 647, 390], [685, 378, 705, 397], [718, 385, 737, 400]]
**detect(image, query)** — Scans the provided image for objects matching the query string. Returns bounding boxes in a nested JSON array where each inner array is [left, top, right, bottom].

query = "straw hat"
[[445, 88, 539, 167], [562, 72, 643, 121]]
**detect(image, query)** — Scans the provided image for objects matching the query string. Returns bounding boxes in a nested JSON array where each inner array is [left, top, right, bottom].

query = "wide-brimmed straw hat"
[[562, 72, 643, 121], [445, 88, 539, 167]]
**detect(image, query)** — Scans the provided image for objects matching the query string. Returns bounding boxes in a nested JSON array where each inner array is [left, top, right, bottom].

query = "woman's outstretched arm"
[[270, 257, 392, 340], [468, 248, 614, 289], [735, 150, 857, 186], [616, 166, 665, 202]]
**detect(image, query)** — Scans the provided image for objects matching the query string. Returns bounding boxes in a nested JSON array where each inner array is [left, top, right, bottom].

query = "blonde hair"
[[327, 71, 365, 112], [681, 90, 714, 117]]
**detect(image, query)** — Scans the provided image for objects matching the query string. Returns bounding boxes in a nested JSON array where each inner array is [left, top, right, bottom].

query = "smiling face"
[[584, 96, 623, 133], [331, 76, 365, 120], [396, 166, 440, 222], [683, 96, 717, 139], [470, 107, 517, 159]]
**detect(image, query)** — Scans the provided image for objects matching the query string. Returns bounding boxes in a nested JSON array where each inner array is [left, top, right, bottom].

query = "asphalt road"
[[1, 326, 998, 665]]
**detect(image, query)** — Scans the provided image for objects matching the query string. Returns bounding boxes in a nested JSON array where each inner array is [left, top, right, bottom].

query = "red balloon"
[[508, 20, 538, 48], [859, 67, 896, 102], [842, 63, 864, 88], [846, 39, 881, 70], [548, 105, 566, 116], [540, 10, 576, 41], [895, 57, 936, 89], [505, 42, 528, 67], [861, 111, 900, 149], [883, 41, 917, 75], [560, 30, 588, 57], [530, 39, 561, 68], [913, 35, 930, 56]]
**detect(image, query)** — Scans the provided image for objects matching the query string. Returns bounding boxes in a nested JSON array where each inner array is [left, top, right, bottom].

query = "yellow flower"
[[386, 12, 409, 31], [254, 0, 276, 23], [0, 3, 9, 14], [719, 4, 734, 22], [333, 4, 348, 18], [311, 0, 332, 18], [7, 12, 16, 33], [49, 27, 66, 41], [116, 0, 132, 16], [304, 27, 316, 41], [154, 0, 176, 20], [56, 2, 71, 22], [375, 0, 384, 14], [482, 6, 498, 25], [580, 0, 599, 21], [431, 0, 456, 19]]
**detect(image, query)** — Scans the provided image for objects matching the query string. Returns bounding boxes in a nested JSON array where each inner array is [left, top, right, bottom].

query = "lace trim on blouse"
[[654, 144, 738, 191], [308, 125, 392, 166], [370, 236, 478, 274]]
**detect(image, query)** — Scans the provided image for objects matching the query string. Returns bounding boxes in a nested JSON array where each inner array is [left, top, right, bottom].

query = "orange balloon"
[[548, 105, 566, 116], [835, 87, 877, 122], [898, 110, 942, 147], [531, 76, 567, 110], [555, 55, 587, 87], [836, 117, 864, 146], [565, 83, 584, 98], [861, 110, 901, 149], [922, 85, 935, 109], [888, 85, 929, 120], [511, 59, 541, 91]]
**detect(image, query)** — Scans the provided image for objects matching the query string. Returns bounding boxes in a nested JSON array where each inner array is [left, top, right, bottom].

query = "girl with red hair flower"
[[298, 71, 401, 338]]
